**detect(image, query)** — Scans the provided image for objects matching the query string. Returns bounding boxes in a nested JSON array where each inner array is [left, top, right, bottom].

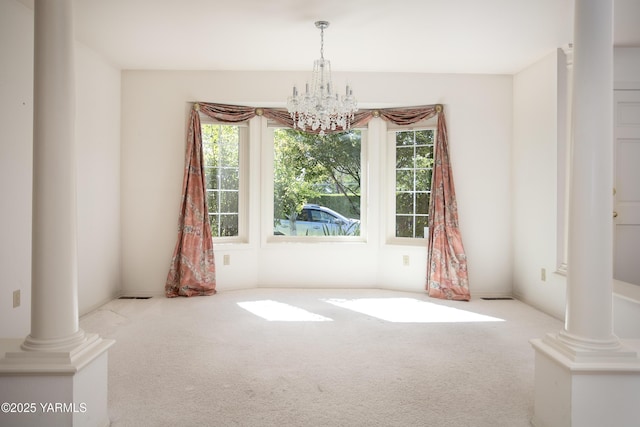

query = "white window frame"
[[262, 122, 368, 244], [386, 118, 437, 246], [200, 116, 249, 244]]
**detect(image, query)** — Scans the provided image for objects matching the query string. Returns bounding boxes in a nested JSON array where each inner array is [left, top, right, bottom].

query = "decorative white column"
[[0, 1, 113, 426], [559, 0, 618, 351], [24, 0, 85, 353], [530, 0, 640, 426]]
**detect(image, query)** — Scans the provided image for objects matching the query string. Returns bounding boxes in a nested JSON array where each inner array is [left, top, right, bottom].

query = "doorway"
[[614, 90, 640, 286]]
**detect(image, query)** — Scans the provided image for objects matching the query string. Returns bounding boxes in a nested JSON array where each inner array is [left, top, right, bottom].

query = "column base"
[[547, 331, 637, 362], [21, 329, 89, 352], [531, 334, 640, 427], [0, 335, 114, 427]]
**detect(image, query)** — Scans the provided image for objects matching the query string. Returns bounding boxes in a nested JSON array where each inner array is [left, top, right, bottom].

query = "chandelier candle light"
[[287, 21, 357, 135]]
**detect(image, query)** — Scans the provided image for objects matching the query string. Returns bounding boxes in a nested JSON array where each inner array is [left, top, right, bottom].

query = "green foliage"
[[310, 194, 360, 219], [322, 221, 360, 236], [273, 130, 320, 229], [202, 124, 239, 169]]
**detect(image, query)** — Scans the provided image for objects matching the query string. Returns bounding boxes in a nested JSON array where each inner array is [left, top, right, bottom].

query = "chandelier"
[[287, 21, 357, 135]]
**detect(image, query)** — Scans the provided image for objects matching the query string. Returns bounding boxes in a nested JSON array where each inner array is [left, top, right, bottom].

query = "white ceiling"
[[19, 0, 640, 74]]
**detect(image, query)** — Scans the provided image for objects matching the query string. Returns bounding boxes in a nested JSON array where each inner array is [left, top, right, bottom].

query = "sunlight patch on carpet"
[[237, 300, 333, 322], [323, 298, 505, 323]]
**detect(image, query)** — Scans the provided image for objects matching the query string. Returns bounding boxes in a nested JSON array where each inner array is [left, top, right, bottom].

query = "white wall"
[[75, 42, 122, 315], [512, 50, 567, 320], [120, 70, 513, 297], [0, 0, 121, 339], [513, 47, 640, 330], [0, 0, 34, 338]]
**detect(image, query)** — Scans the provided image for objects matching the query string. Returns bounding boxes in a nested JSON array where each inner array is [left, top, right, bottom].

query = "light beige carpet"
[[80, 288, 562, 427]]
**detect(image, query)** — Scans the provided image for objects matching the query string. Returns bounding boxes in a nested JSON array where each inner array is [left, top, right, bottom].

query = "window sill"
[[266, 235, 367, 245], [386, 237, 429, 247]]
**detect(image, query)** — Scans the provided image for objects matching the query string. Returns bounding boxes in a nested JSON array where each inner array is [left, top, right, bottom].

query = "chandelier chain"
[[320, 25, 324, 60]]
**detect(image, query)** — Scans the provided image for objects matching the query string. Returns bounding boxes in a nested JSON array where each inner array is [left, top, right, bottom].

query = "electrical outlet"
[[541, 268, 546, 282], [223, 254, 230, 266], [403, 255, 410, 266], [13, 290, 20, 308]]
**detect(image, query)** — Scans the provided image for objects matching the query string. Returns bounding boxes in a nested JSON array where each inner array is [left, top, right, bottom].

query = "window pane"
[[202, 128, 218, 167], [416, 169, 432, 191], [396, 131, 414, 146], [396, 170, 414, 192], [208, 214, 218, 233], [415, 145, 433, 167], [415, 215, 429, 238], [206, 191, 218, 211], [396, 193, 414, 215], [396, 216, 413, 238], [219, 141, 239, 167], [415, 129, 434, 145], [204, 167, 218, 189], [297, 209, 310, 222], [396, 147, 414, 168], [219, 191, 238, 213], [219, 168, 239, 188], [416, 192, 429, 214], [394, 128, 434, 238], [219, 214, 238, 237], [273, 128, 362, 237], [201, 123, 241, 238]]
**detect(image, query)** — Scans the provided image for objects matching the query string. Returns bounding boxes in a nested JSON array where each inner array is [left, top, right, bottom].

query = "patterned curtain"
[[165, 102, 469, 300], [165, 108, 217, 297], [426, 111, 470, 300]]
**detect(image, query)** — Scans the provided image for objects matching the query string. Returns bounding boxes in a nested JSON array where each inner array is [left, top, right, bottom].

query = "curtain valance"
[[194, 102, 440, 132]]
